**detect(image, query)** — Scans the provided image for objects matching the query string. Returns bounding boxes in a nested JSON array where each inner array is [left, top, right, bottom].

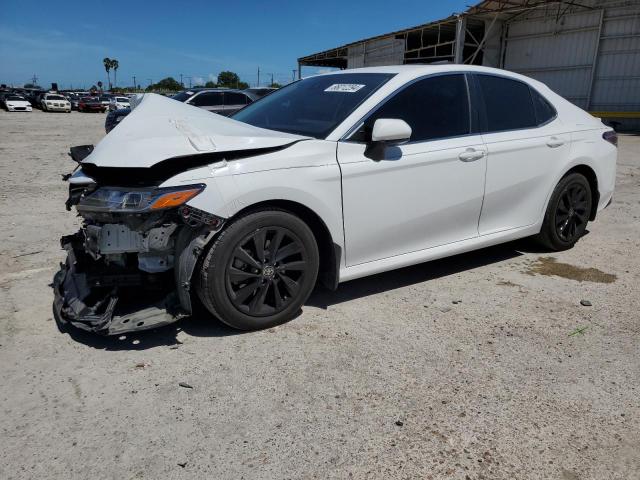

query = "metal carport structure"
[[298, 0, 640, 129]]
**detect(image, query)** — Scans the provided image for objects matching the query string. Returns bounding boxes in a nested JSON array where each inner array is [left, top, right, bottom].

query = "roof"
[[297, 1, 586, 66]]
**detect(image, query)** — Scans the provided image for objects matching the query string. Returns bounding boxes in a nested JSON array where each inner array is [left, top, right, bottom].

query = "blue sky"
[[1, 0, 470, 89]]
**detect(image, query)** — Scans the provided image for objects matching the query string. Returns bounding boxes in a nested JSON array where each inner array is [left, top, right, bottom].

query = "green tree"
[[103, 57, 112, 89], [146, 77, 183, 91], [269, 82, 282, 88], [204, 80, 217, 88], [112, 59, 119, 88], [217, 71, 239, 88]]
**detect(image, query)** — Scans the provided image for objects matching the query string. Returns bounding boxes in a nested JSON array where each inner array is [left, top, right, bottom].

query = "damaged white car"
[[54, 65, 617, 334]]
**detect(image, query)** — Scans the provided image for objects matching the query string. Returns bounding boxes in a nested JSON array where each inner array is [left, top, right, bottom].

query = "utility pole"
[[292, 69, 296, 82], [184, 76, 192, 88], [31, 74, 38, 86], [132, 75, 136, 91], [270, 73, 274, 86], [180, 73, 183, 87], [257, 67, 260, 87]]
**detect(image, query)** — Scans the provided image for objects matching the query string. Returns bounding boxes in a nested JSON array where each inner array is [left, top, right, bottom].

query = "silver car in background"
[[171, 88, 257, 116]]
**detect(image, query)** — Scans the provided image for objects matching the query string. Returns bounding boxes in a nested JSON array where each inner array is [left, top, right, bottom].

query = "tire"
[[536, 172, 592, 251], [196, 209, 319, 330]]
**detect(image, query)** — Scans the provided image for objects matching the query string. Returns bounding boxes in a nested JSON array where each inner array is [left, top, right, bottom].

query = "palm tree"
[[103, 57, 112, 90], [111, 59, 119, 88]]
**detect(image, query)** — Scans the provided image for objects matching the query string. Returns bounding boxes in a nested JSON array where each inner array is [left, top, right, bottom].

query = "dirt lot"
[[0, 109, 638, 480]]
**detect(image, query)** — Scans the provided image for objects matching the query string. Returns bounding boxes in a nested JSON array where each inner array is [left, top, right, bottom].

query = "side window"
[[192, 92, 223, 107], [477, 75, 537, 132], [351, 74, 470, 143], [531, 88, 556, 125], [225, 92, 249, 105]]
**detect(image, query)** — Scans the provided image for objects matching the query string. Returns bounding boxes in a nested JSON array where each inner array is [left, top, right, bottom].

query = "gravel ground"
[[1, 109, 638, 480]]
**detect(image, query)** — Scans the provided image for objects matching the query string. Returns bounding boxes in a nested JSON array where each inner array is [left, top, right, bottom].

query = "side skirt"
[[338, 224, 540, 283]]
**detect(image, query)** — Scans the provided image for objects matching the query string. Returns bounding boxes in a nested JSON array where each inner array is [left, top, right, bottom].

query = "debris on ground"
[[580, 300, 593, 306], [179, 382, 193, 389]]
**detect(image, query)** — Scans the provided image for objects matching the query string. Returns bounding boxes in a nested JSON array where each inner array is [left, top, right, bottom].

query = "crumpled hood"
[[82, 93, 310, 168]]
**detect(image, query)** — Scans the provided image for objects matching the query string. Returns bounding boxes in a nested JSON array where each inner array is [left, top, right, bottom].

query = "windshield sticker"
[[324, 84, 366, 93]]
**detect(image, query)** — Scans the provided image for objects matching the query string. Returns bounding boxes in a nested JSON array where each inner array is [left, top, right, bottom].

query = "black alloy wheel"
[[554, 182, 589, 243], [536, 172, 592, 251], [226, 226, 308, 317], [197, 209, 319, 330]]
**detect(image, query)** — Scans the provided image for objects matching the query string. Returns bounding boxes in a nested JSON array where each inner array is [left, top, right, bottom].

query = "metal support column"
[[586, 9, 605, 111], [454, 15, 467, 64]]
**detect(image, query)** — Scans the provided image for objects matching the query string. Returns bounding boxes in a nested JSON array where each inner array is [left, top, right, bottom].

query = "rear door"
[[473, 74, 570, 235]]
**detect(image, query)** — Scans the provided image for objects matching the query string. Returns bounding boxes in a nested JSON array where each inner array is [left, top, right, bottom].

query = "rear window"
[[116, 97, 129, 102], [46, 95, 65, 100], [531, 88, 556, 125], [477, 75, 537, 132]]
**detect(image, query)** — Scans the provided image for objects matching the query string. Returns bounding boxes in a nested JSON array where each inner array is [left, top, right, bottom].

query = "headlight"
[[77, 184, 205, 213]]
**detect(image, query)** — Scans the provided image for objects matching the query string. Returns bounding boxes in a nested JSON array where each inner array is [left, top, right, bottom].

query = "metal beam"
[[454, 15, 466, 63], [585, 9, 605, 111]]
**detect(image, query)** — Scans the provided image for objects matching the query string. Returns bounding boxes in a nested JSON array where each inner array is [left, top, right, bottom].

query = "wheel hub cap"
[[262, 265, 275, 279]]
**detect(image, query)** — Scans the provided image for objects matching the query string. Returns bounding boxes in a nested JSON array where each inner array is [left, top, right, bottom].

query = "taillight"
[[603, 130, 618, 147]]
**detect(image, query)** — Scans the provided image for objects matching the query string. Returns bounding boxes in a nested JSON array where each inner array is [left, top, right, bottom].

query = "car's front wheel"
[[196, 209, 319, 330], [536, 172, 593, 251]]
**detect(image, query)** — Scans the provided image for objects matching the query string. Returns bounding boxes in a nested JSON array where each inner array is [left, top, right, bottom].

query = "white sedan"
[[55, 65, 617, 334], [108, 96, 130, 111], [41, 94, 71, 112], [3, 94, 32, 112]]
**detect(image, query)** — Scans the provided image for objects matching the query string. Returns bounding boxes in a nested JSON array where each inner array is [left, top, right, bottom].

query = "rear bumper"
[[52, 234, 187, 335]]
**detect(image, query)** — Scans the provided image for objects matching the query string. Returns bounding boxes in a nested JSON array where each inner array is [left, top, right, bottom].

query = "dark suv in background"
[[171, 88, 257, 115]]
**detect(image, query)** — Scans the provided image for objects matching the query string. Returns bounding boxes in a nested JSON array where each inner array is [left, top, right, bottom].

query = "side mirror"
[[371, 118, 412, 143]]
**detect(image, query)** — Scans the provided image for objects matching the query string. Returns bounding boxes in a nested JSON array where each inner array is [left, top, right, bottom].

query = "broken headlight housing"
[[77, 184, 205, 214]]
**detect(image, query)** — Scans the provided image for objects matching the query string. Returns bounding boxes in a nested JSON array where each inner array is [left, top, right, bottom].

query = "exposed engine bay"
[[53, 155, 224, 335]]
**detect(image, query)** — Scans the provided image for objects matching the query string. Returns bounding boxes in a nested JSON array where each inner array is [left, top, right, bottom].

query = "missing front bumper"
[[52, 234, 187, 335]]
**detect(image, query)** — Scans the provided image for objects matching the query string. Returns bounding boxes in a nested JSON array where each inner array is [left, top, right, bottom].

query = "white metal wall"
[[502, 0, 640, 128], [347, 37, 404, 69]]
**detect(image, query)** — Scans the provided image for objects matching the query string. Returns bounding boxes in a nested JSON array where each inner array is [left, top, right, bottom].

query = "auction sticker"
[[324, 84, 366, 93]]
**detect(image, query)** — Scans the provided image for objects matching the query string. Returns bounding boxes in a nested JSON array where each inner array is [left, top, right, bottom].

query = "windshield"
[[116, 97, 129, 102], [232, 73, 394, 138], [46, 95, 65, 100], [172, 91, 193, 102], [7, 95, 24, 101]]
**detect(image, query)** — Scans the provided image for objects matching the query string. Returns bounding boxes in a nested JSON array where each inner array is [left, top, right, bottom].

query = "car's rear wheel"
[[536, 172, 592, 251], [196, 209, 319, 330]]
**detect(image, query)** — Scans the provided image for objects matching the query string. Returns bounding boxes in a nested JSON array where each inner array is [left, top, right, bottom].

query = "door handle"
[[547, 137, 565, 148], [458, 148, 485, 162]]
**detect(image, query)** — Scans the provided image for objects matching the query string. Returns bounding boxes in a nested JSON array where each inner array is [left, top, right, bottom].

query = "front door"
[[338, 74, 487, 267]]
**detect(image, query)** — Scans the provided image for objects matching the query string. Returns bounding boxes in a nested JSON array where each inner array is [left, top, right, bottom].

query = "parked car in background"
[[171, 88, 256, 116], [2, 94, 32, 112], [108, 96, 130, 111], [105, 107, 130, 132], [244, 87, 278, 98], [41, 94, 71, 112], [99, 95, 112, 109], [64, 93, 80, 110], [78, 97, 106, 113]]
